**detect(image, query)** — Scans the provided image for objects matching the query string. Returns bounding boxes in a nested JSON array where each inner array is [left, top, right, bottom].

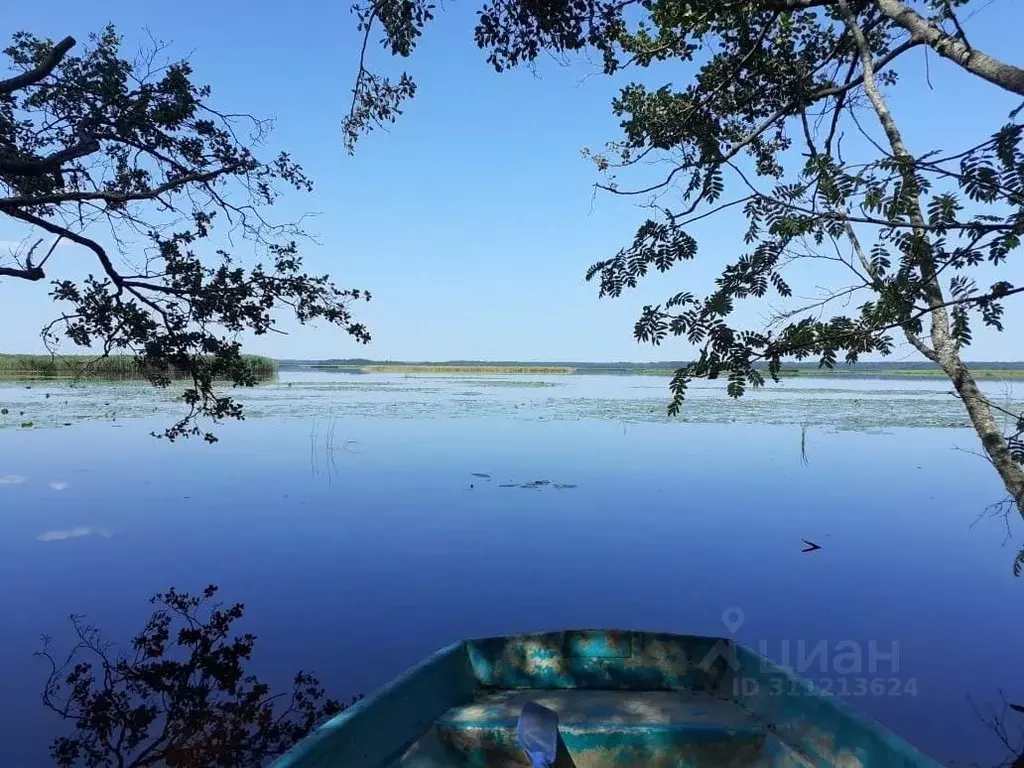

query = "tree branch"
[[839, 217, 940, 360], [903, 327, 940, 362], [3, 208, 125, 287], [0, 136, 101, 177], [0, 264, 45, 280], [873, 0, 1024, 95], [0, 165, 238, 208], [600, 36, 920, 199], [0, 35, 75, 94], [756, 0, 1024, 96]]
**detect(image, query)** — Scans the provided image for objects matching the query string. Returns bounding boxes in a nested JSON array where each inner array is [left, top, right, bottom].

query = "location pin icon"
[[721, 606, 745, 635]]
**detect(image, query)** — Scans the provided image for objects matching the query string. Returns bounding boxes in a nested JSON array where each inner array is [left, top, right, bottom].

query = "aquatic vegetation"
[[0, 354, 277, 380], [360, 365, 575, 375], [494, 478, 579, 490], [282, 361, 1024, 380], [448, 379, 561, 388], [781, 368, 1024, 381], [0, 372, 1019, 434]]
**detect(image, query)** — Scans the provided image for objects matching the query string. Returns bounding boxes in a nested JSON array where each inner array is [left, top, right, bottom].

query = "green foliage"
[[37, 585, 356, 767], [1, 27, 369, 441], [343, 0, 435, 152]]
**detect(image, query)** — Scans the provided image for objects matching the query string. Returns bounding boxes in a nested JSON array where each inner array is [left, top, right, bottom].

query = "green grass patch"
[[0, 354, 277, 380]]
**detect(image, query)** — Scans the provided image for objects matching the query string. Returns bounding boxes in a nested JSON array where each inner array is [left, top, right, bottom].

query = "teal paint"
[[272, 630, 945, 768], [272, 642, 477, 768]]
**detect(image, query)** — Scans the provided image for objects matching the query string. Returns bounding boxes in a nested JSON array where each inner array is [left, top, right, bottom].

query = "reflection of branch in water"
[[969, 495, 1017, 545], [968, 691, 1024, 768], [799, 424, 810, 467], [967, 494, 1024, 578]]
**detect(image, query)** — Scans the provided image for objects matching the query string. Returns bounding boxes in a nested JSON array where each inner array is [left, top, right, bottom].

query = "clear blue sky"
[[2, 0, 1022, 361]]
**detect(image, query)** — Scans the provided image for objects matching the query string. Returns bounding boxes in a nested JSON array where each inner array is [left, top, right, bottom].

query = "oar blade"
[[516, 701, 559, 768]]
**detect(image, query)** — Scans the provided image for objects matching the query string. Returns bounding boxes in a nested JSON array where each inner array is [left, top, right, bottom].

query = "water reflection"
[[0, 372, 1020, 765], [37, 526, 112, 541]]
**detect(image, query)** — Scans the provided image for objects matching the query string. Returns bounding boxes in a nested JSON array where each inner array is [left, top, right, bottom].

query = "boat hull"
[[273, 630, 942, 767]]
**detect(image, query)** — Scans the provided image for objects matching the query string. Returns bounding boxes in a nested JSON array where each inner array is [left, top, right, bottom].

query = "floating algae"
[[1, 372, 1018, 434]]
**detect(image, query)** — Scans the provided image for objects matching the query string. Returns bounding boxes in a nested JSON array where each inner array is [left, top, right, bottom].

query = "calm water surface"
[[1, 371, 1022, 765]]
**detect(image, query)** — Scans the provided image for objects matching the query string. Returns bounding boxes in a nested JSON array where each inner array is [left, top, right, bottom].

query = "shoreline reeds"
[[0, 354, 277, 380]]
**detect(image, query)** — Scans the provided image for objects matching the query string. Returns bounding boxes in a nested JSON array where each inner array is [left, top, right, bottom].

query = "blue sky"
[[2, 0, 1022, 361]]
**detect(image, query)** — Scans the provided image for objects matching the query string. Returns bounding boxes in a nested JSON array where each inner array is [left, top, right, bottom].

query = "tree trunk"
[[838, 0, 1024, 519], [940, 351, 1024, 515]]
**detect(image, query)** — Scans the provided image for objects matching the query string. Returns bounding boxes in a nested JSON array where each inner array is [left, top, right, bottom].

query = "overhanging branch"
[[3, 208, 125, 287], [602, 37, 920, 200], [0, 265, 45, 280], [0, 165, 237, 208], [0, 35, 75, 94], [0, 136, 101, 177], [873, 0, 1024, 96]]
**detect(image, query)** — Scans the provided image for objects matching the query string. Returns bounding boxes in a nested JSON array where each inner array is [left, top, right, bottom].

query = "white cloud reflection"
[[50, 481, 69, 491], [0, 475, 28, 486], [37, 527, 112, 542]]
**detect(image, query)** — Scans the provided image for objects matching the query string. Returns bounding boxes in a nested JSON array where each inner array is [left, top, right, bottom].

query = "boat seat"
[[390, 689, 812, 768], [442, 689, 758, 731]]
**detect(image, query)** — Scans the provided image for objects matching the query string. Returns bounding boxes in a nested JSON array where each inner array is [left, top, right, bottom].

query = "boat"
[[272, 629, 942, 767]]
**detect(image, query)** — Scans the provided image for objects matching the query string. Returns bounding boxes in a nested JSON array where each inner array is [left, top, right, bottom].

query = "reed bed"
[[0, 354, 277, 380]]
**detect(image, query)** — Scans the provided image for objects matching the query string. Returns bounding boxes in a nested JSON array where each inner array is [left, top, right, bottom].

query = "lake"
[[1, 371, 1022, 766]]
